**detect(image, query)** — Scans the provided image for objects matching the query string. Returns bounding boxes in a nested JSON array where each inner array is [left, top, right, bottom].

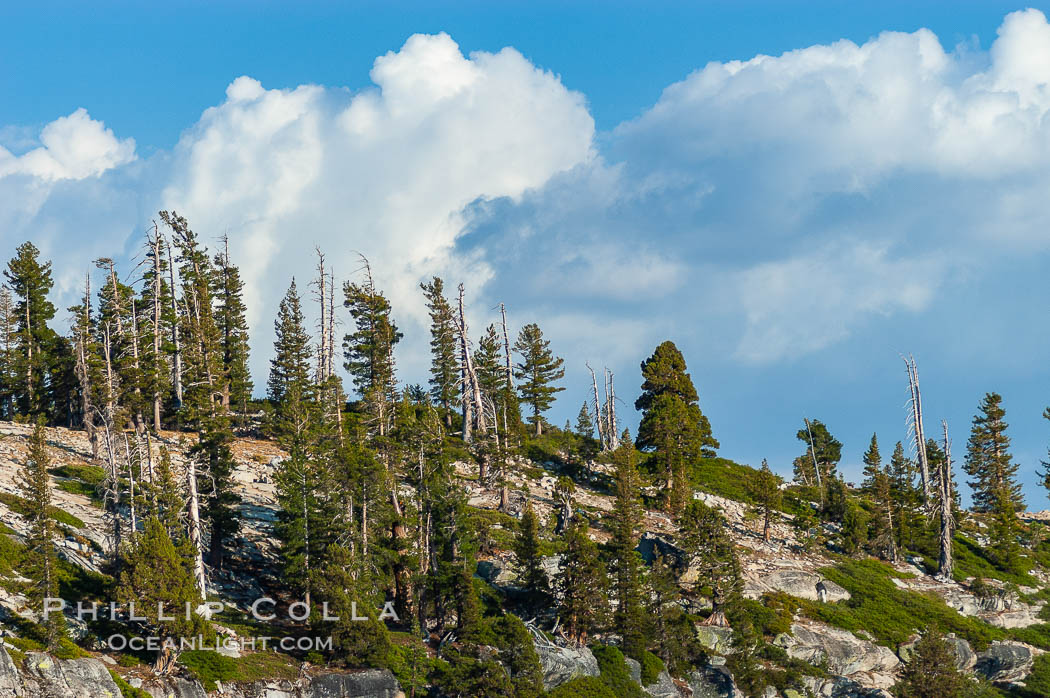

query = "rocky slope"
[[0, 421, 1047, 697]]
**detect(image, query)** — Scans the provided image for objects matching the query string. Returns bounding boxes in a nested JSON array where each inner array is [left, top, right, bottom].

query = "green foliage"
[[1013, 654, 1050, 698], [738, 595, 793, 638], [0, 492, 84, 529], [490, 614, 545, 698], [964, 392, 1024, 514], [893, 628, 970, 698], [109, 669, 151, 698], [546, 675, 618, 698], [558, 518, 607, 642], [679, 498, 741, 614], [178, 650, 300, 692], [639, 650, 664, 686], [690, 457, 762, 504], [793, 418, 842, 486], [513, 322, 565, 436], [515, 501, 548, 597], [797, 559, 1004, 649], [591, 645, 645, 698], [431, 648, 515, 697], [49, 464, 105, 506]]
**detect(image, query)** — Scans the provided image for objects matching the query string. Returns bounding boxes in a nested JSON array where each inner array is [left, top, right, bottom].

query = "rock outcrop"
[[975, 641, 1036, 683], [776, 622, 899, 690], [532, 641, 599, 690], [1, 649, 123, 698], [743, 569, 850, 603]]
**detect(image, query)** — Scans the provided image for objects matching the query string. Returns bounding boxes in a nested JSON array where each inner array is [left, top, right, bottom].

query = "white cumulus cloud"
[[0, 108, 135, 181]]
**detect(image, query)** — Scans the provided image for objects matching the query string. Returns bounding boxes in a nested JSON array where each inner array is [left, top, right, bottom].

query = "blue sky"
[[3, 2, 1050, 507]]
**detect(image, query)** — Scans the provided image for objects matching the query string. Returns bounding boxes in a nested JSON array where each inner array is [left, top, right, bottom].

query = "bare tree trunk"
[[166, 240, 183, 409], [149, 226, 163, 431], [75, 274, 99, 458], [315, 248, 327, 382], [500, 303, 513, 389], [804, 417, 823, 508], [587, 363, 605, 449], [456, 284, 483, 443], [937, 420, 955, 581], [123, 434, 137, 535], [24, 300, 32, 408], [186, 454, 208, 598], [904, 355, 931, 505], [605, 368, 619, 450]]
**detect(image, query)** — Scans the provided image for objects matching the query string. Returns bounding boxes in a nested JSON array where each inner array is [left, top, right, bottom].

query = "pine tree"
[[893, 629, 969, 698], [861, 433, 882, 493], [648, 551, 689, 671], [4, 242, 59, 419], [888, 441, 922, 552], [17, 423, 65, 647], [752, 459, 781, 542], [513, 323, 564, 436], [213, 237, 252, 422], [515, 501, 548, 597], [793, 419, 842, 486], [558, 518, 607, 643], [151, 446, 184, 541], [575, 402, 593, 438], [679, 499, 740, 619], [268, 280, 314, 440], [635, 341, 717, 513], [420, 277, 459, 428], [343, 259, 402, 435], [607, 431, 649, 658], [964, 392, 1024, 513], [116, 517, 206, 669]]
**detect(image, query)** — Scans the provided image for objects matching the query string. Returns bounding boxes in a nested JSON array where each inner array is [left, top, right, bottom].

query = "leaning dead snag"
[[903, 354, 931, 505], [587, 362, 605, 450]]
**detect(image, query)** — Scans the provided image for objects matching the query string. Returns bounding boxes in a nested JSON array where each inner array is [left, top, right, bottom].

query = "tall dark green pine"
[[420, 277, 459, 428], [344, 262, 402, 435], [635, 340, 718, 513], [607, 431, 649, 658], [575, 401, 593, 438], [964, 392, 1024, 513], [213, 238, 253, 423], [163, 211, 240, 571], [558, 518, 607, 643], [268, 280, 314, 440], [513, 323, 564, 436], [17, 423, 65, 647], [4, 242, 59, 420], [888, 441, 921, 552], [515, 501, 548, 598], [679, 498, 741, 619], [1040, 408, 1050, 502], [861, 433, 882, 493]]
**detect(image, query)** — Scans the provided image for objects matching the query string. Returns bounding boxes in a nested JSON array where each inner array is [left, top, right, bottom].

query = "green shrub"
[[639, 650, 664, 686], [591, 644, 644, 698], [688, 457, 762, 504], [797, 559, 1004, 650], [0, 493, 85, 529], [178, 650, 299, 691], [547, 676, 618, 698], [109, 669, 151, 698]]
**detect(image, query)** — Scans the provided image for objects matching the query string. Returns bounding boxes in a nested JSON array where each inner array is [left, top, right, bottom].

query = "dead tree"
[[73, 274, 99, 458], [936, 420, 955, 581], [587, 363, 605, 449], [456, 284, 485, 444], [604, 368, 619, 450], [500, 302, 513, 389], [147, 224, 165, 431], [804, 417, 823, 508], [314, 248, 328, 383], [903, 355, 931, 505], [185, 449, 208, 598], [165, 238, 184, 409]]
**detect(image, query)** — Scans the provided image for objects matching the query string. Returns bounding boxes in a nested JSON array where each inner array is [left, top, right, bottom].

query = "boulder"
[[143, 677, 208, 698], [476, 559, 517, 587], [779, 623, 899, 680], [20, 651, 123, 698], [643, 670, 681, 698], [743, 569, 850, 603], [688, 665, 741, 698], [696, 625, 734, 654], [0, 647, 20, 698], [533, 641, 599, 690], [308, 669, 402, 697], [802, 675, 893, 697], [975, 641, 1034, 683], [625, 656, 642, 685]]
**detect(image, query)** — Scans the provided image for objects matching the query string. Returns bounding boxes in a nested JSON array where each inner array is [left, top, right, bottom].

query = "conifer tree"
[[868, 463, 898, 562], [861, 433, 882, 493], [268, 280, 314, 440], [607, 431, 649, 658], [17, 423, 65, 647], [964, 392, 1024, 513], [752, 459, 781, 542], [888, 441, 921, 552], [893, 629, 969, 698], [152, 446, 184, 541], [558, 518, 607, 644], [515, 500, 548, 597], [343, 258, 401, 434], [793, 419, 841, 486], [213, 237, 252, 422], [679, 499, 740, 620], [575, 401, 593, 438], [635, 341, 717, 512], [513, 323, 564, 436], [116, 517, 206, 670], [5, 242, 59, 419], [420, 277, 459, 428]]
